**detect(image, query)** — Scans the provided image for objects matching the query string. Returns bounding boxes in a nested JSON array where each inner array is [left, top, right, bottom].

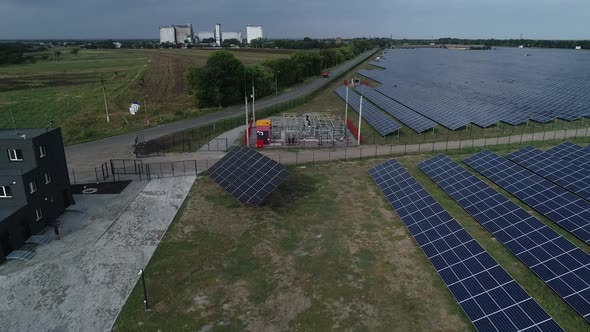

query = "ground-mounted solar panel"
[[208, 147, 289, 206], [334, 86, 401, 136], [543, 142, 585, 162], [361, 87, 437, 133], [570, 145, 590, 169], [420, 154, 590, 323], [464, 150, 590, 245], [507, 146, 590, 201], [368, 159, 562, 332]]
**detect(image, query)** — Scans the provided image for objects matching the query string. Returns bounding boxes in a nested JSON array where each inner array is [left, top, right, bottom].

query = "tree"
[[53, 50, 62, 61], [187, 50, 244, 108], [222, 38, 241, 47], [262, 58, 303, 87], [70, 48, 80, 55], [290, 50, 323, 77], [250, 38, 264, 48]]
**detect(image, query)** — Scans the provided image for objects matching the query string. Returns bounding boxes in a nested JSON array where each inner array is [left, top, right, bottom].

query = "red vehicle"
[[321, 71, 330, 78]]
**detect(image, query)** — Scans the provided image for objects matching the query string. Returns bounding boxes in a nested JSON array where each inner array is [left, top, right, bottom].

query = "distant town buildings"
[[246, 25, 263, 44], [0, 128, 73, 261], [159, 23, 259, 46]]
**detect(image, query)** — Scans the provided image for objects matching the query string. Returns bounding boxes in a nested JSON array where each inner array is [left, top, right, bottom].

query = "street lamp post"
[[275, 70, 280, 96], [137, 269, 149, 311]]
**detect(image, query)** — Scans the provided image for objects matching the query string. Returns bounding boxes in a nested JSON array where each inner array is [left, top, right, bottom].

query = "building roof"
[[0, 128, 56, 140]]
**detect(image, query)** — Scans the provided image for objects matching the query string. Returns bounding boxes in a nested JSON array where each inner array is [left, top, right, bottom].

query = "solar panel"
[[334, 86, 401, 136], [360, 87, 437, 133], [569, 145, 590, 168], [543, 142, 584, 162], [507, 146, 590, 201], [464, 150, 590, 245], [368, 159, 562, 332], [420, 154, 590, 323], [208, 147, 289, 206]]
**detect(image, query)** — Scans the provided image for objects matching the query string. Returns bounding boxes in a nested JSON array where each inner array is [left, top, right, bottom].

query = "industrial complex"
[[160, 23, 263, 45]]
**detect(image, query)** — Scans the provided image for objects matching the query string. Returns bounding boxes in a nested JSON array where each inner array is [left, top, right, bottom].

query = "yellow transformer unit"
[[256, 119, 271, 127]]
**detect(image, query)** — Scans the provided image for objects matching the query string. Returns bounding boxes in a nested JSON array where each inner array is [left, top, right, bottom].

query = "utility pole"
[[245, 95, 249, 146], [275, 70, 280, 95], [344, 79, 349, 132], [101, 78, 110, 123], [358, 95, 363, 145], [357, 82, 366, 146], [251, 69, 256, 125]]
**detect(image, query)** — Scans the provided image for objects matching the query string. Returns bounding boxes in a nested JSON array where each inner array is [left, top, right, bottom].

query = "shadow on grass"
[[262, 170, 320, 209]]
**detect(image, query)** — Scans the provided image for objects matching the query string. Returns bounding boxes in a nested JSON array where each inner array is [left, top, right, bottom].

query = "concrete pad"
[[0, 176, 195, 332]]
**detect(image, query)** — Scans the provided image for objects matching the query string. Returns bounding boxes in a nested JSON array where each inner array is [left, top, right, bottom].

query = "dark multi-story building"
[[0, 128, 73, 260]]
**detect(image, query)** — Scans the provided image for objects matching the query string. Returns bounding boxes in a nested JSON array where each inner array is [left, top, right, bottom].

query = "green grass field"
[[114, 140, 589, 331], [0, 48, 291, 145]]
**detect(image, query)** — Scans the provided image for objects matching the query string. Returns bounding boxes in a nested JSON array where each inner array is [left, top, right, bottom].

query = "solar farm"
[[117, 141, 590, 331], [336, 48, 590, 136]]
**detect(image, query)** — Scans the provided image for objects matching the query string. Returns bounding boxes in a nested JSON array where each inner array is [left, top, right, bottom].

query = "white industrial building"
[[159, 24, 193, 44], [195, 31, 215, 42], [159, 25, 176, 44], [246, 25, 263, 44], [222, 32, 242, 42], [194, 24, 244, 45]]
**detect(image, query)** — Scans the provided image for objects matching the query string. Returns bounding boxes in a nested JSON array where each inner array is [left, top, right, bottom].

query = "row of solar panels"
[[369, 143, 590, 330], [334, 86, 402, 136], [360, 50, 590, 130]]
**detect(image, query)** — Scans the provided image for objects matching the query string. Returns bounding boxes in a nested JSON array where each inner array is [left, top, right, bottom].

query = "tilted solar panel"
[[464, 150, 590, 245], [361, 87, 437, 133], [334, 86, 401, 136], [369, 159, 562, 332], [543, 142, 584, 162], [507, 146, 590, 201], [208, 147, 289, 206], [420, 154, 590, 323]]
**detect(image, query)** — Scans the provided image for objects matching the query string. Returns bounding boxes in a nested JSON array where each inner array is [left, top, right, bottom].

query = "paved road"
[[65, 49, 380, 169]]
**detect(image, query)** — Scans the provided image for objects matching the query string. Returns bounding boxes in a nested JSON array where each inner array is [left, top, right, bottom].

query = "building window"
[[35, 208, 43, 221], [29, 180, 38, 194], [39, 145, 47, 158], [8, 149, 23, 161], [44, 172, 52, 184], [0, 186, 12, 198]]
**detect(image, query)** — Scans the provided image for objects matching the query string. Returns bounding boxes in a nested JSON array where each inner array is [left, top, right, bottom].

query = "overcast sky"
[[1, 0, 589, 40]]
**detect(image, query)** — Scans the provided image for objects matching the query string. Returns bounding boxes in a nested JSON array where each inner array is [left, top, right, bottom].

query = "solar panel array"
[[420, 154, 590, 322], [360, 87, 437, 133], [507, 146, 590, 200], [208, 147, 289, 206], [369, 159, 562, 332], [334, 86, 401, 136], [464, 150, 590, 244], [361, 48, 590, 129]]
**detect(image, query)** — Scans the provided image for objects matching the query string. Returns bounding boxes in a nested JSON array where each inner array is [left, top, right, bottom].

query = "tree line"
[[0, 43, 47, 65], [186, 40, 374, 108]]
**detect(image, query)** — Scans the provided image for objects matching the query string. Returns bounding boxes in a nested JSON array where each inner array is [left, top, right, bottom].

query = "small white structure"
[[159, 25, 176, 44], [246, 25, 263, 44], [518, 45, 524, 49], [575, 46, 582, 50]]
